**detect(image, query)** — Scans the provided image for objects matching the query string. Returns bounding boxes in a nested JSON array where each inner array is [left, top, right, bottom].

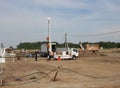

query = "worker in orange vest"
[[57, 56, 61, 61]]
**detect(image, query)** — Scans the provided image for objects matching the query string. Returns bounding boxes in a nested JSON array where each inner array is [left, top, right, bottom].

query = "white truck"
[[54, 48, 79, 60], [0, 48, 16, 58], [40, 43, 56, 57]]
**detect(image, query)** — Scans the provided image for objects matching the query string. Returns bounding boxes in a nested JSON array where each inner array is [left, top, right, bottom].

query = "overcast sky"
[[0, 0, 120, 47]]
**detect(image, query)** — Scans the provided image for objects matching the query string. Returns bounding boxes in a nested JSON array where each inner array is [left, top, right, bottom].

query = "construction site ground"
[[1, 49, 120, 88]]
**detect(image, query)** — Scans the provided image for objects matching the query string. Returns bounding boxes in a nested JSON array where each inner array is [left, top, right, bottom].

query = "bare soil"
[[1, 49, 120, 88]]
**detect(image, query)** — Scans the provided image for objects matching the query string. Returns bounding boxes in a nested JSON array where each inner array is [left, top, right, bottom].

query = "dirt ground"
[[1, 49, 120, 88]]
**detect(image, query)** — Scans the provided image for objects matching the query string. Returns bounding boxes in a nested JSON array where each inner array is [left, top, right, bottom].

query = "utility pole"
[[0, 43, 4, 49], [0, 43, 4, 54], [48, 17, 51, 52], [65, 33, 68, 51]]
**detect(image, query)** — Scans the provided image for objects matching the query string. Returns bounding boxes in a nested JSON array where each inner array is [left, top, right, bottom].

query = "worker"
[[57, 56, 61, 61], [35, 51, 38, 61], [47, 51, 52, 61], [17, 55, 20, 60]]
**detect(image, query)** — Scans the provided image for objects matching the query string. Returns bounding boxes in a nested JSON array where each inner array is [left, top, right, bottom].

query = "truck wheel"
[[72, 56, 76, 60]]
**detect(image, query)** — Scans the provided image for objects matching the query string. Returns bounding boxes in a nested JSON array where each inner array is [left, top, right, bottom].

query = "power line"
[[69, 30, 120, 37]]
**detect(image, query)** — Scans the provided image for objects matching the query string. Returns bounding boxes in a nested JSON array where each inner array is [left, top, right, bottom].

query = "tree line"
[[16, 41, 120, 50]]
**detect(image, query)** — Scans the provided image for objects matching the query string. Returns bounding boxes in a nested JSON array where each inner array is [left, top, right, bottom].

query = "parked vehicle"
[[40, 43, 56, 57], [54, 48, 79, 60], [53, 33, 79, 60], [86, 44, 99, 51], [0, 48, 16, 58]]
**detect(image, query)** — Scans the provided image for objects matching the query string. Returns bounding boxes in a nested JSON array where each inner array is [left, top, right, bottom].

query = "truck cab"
[[70, 48, 79, 59]]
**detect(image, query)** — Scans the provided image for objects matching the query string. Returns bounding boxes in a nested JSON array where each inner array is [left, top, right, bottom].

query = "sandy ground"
[[0, 49, 120, 88]]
